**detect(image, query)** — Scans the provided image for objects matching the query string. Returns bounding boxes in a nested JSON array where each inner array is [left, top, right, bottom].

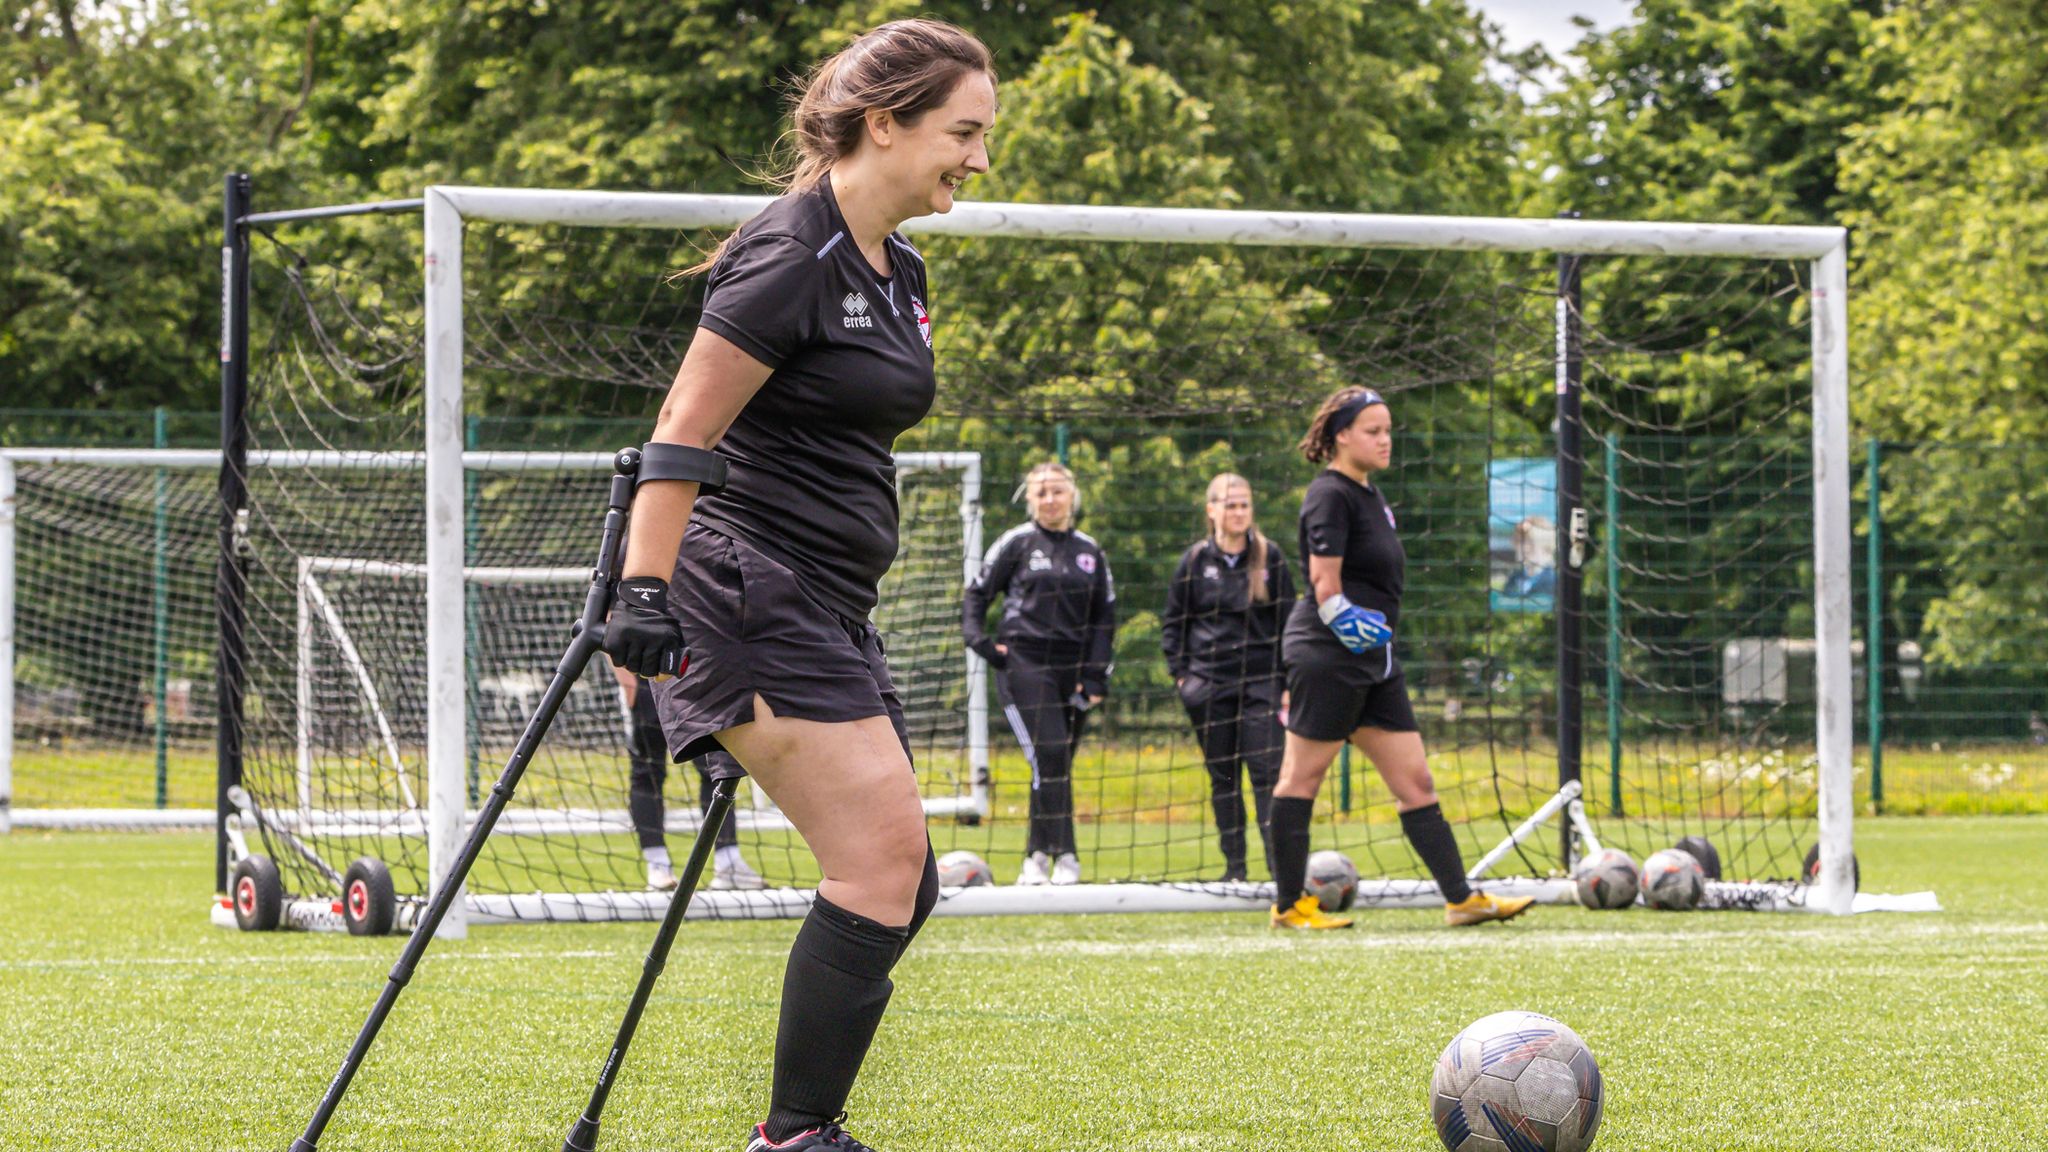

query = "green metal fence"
[[6, 409, 2046, 815]]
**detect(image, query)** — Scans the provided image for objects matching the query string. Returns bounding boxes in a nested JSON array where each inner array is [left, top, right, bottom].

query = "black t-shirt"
[[690, 178, 937, 621], [1283, 469, 1405, 665]]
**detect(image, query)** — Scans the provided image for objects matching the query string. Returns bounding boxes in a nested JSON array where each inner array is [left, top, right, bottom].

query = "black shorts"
[[1284, 652, 1419, 740], [646, 523, 910, 764]]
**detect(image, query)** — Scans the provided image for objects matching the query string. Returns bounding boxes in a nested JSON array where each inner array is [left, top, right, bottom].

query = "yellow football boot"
[[1445, 890, 1536, 926], [1271, 894, 1354, 930]]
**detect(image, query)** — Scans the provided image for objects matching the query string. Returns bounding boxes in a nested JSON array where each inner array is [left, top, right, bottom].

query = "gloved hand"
[[969, 637, 1009, 669], [606, 577, 687, 679], [1317, 594, 1392, 654]]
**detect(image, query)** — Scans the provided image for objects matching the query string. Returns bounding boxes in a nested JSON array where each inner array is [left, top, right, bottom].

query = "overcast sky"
[[1471, 0, 1637, 60]]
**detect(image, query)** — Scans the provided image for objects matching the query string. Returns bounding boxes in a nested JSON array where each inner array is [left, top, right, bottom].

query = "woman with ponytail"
[[601, 20, 998, 1150], [1265, 387, 1537, 930], [1162, 473, 1295, 881]]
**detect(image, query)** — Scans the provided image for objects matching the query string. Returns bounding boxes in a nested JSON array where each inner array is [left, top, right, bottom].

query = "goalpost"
[[7, 177, 1879, 931]]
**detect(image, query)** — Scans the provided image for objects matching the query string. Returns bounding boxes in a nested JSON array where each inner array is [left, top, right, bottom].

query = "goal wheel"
[[1673, 835, 1722, 881], [1802, 843, 1860, 892], [231, 855, 283, 931], [953, 811, 982, 827], [342, 857, 397, 936]]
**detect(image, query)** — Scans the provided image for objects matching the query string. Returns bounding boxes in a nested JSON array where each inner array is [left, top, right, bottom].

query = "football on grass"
[[936, 850, 993, 887], [1432, 1010, 1603, 1152], [1641, 848, 1706, 911], [1304, 849, 1358, 911], [1571, 849, 1640, 910]]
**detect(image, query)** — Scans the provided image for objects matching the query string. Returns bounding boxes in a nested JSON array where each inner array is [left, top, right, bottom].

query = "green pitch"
[[3, 818, 2043, 1150]]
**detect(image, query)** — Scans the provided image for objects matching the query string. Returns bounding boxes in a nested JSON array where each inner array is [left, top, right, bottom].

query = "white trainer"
[[1016, 851, 1052, 886], [646, 863, 679, 892], [711, 859, 769, 891], [1050, 853, 1082, 886]]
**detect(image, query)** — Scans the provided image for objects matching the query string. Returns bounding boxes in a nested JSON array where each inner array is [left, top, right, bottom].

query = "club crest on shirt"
[[910, 295, 932, 348], [1202, 564, 1219, 580], [1077, 554, 1097, 574], [841, 291, 873, 329]]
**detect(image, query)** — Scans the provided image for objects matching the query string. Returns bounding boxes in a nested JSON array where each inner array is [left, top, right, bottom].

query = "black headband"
[[1328, 390, 1387, 438]]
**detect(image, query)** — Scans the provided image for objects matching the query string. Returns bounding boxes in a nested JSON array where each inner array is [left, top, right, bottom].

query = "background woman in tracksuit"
[[1162, 472, 1295, 882], [962, 461, 1116, 886]]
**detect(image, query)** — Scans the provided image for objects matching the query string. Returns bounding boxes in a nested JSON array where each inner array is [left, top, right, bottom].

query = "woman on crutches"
[[1162, 473, 1295, 882], [602, 21, 997, 1151]]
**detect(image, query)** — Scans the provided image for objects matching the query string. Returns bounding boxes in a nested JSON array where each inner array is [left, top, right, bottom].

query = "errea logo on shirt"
[[842, 292, 873, 329]]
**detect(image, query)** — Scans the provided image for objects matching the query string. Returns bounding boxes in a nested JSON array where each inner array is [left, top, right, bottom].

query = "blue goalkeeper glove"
[[1318, 594, 1392, 653]]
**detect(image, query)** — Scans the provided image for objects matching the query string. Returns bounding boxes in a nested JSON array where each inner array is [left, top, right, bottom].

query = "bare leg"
[[1349, 727, 1436, 811], [717, 697, 927, 924], [1351, 726, 1470, 903]]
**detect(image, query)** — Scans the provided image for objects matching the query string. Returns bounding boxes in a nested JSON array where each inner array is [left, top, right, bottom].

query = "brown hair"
[[1297, 385, 1385, 464], [1204, 473, 1270, 603], [688, 20, 995, 275]]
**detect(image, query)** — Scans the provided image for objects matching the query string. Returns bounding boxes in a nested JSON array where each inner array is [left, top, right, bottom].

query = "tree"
[[1839, 0, 2048, 668]]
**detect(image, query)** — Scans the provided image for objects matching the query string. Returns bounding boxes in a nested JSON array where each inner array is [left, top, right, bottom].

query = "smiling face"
[[1028, 472, 1076, 531], [1332, 402, 1393, 474], [866, 69, 997, 219]]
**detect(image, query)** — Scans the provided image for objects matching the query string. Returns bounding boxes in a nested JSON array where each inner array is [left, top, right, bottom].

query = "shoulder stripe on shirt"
[[887, 234, 927, 267], [983, 522, 1035, 564], [814, 231, 845, 260]]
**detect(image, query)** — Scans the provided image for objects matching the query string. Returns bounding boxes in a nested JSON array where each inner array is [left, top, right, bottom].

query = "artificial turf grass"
[[1, 818, 2042, 1151]]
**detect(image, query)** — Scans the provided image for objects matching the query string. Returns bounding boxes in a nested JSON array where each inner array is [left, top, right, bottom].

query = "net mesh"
[[37, 199, 1822, 913]]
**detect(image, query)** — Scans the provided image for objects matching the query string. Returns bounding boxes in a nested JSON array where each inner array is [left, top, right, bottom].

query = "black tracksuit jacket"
[[962, 521, 1117, 696]]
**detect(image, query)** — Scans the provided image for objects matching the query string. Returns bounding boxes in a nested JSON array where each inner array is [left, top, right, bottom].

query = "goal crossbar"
[[415, 188, 1854, 921]]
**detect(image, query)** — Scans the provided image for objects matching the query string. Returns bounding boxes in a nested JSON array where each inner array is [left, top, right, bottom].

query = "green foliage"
[[1839, 2, 2048, 666]]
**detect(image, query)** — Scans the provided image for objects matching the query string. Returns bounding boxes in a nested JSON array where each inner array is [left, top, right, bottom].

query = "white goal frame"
[[414, 188, 1857, 925]]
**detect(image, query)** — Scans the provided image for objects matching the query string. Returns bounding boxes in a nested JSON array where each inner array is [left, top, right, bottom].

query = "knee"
[[871, 822, 932, 898]]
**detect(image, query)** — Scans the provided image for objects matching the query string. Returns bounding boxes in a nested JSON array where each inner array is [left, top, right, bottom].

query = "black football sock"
[[1400, 802, 1473, 904], [763, 895, 908, 1141], [1269, 796, 1315, 908]]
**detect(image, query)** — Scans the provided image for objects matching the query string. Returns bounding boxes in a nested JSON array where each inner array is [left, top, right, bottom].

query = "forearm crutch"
[[289, 443, 721, 1152], [562, 771, 740, 1151]]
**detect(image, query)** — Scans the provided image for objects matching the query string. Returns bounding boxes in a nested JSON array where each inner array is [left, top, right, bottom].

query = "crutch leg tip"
[[563, 1115, 601, 1152]]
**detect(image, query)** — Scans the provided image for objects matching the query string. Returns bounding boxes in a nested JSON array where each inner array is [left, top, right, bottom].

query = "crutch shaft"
[[564, 776, 740, 1152]]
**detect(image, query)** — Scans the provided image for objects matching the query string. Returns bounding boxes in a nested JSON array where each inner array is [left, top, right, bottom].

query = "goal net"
[[185, 186, 1861, 928]]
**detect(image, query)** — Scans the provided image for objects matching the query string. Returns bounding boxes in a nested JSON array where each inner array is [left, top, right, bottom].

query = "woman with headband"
[[1267, 386, 1537, 930]]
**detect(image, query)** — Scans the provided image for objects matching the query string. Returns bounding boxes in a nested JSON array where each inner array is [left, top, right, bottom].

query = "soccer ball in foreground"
[[1304, 849, 1358, 911], [1432, 1010, 1603, 1152], [1641, 848, 1705, 911], [1571, 849, 1640, 911], [936, 850, 993, 887]]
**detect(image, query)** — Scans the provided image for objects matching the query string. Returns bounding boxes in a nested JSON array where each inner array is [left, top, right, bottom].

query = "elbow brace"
[[634, 441, 729, 492]]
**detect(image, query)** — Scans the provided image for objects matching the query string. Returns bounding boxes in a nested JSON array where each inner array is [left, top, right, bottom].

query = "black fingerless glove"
[[969, 637, 1008, 669], [606, 577, 686, 679]]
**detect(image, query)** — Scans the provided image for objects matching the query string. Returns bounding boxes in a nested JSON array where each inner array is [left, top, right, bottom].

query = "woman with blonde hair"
[[1162, 473, 1295, 881], [603, 20, 997, 1150], [962, 460, 1117, 886]]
